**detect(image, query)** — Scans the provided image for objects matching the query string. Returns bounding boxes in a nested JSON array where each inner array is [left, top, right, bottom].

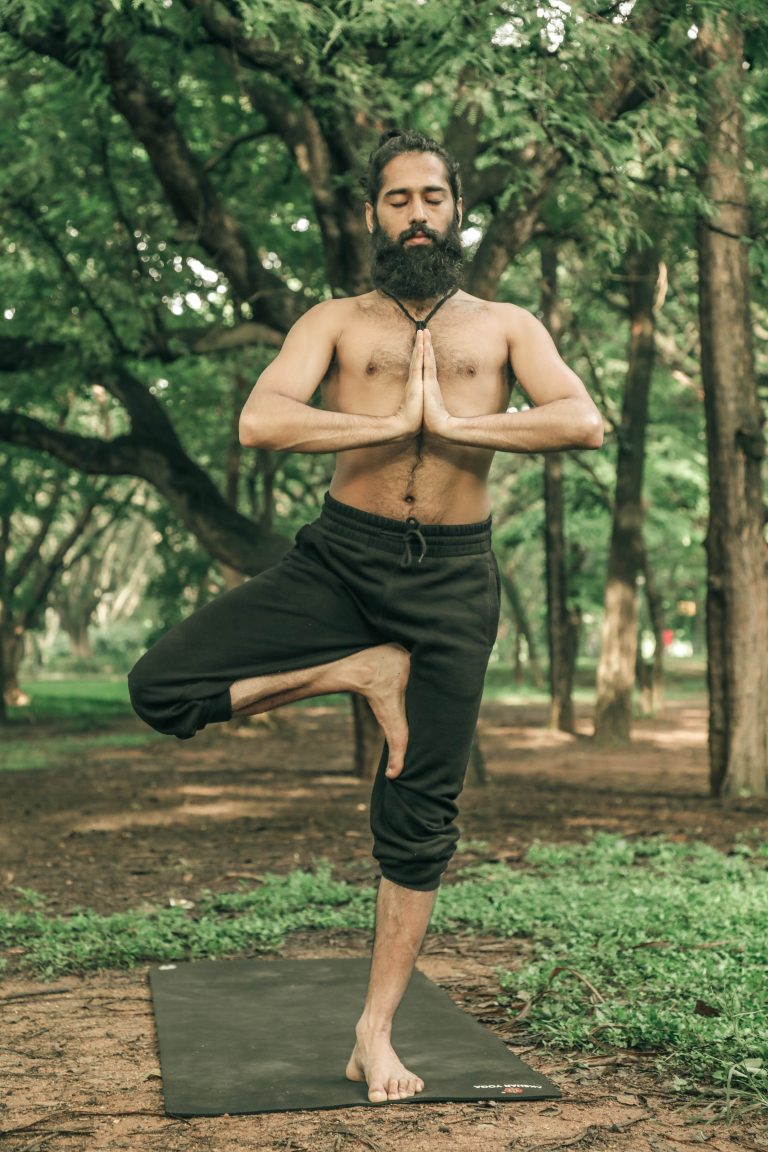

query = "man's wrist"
[[429, 412, 460, 441]]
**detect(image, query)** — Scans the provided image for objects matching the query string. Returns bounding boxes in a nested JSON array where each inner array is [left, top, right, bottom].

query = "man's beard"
[[370, 217, 464, 301]]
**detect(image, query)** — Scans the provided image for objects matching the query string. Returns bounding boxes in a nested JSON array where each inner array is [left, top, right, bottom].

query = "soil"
[[2, 697, 767, 1152]]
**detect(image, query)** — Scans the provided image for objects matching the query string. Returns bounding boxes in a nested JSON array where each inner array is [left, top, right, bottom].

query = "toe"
[[368, 1086, 387, 1104], [387, 1077, 401, 1100], [399, 1078, 413, 1098]]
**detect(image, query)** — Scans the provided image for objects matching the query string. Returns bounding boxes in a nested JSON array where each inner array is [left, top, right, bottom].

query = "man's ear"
[[365, 202, 375, 233], [456, 197, 463, 229]]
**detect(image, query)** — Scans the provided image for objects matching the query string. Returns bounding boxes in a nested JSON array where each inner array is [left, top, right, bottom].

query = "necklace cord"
[[381, 286, 458, 330]]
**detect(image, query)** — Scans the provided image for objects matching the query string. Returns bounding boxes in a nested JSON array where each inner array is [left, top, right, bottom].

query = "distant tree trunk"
[[694, 17, 768, 797], [64, 616, 92, 658], [641, 546, 665, 714], [499, 566, 543, 686], [2, 622, 28, 706], [541, 243, 576, 732], [544, 453, 575, 730], [0, 514, 8, 721], [512, 624, 523, 684], [594, 241, 658, 742], [467, 734, 488, 786]]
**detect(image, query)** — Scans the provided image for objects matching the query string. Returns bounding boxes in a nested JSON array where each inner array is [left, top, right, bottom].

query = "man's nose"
[[409, 199, 428, 223]]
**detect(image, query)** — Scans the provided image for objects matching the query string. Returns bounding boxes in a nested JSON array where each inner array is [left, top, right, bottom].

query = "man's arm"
[[239, 301, 423, 453], [423, 308, 603, 452]]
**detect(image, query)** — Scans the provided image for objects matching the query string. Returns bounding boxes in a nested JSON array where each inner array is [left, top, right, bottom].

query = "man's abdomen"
[[331, 440, 493, 524]]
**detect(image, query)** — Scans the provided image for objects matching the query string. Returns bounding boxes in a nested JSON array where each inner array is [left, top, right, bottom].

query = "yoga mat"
[[149, 957, 560, 1115]]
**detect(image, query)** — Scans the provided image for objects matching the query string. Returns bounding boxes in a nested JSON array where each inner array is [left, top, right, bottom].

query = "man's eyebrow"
[[382, 185, 449, 197]]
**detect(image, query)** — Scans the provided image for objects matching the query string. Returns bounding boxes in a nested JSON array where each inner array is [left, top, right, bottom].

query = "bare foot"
[[346, 1032, 424, 1103], [342, 644, 410, 778]]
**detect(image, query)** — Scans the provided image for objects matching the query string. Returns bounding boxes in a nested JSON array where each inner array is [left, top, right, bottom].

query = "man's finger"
[[410, 328, 424, 365], [423, 329, 437, 377]]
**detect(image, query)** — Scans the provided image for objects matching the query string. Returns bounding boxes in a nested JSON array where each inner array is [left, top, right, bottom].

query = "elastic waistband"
[[319, 492, 492, 559]]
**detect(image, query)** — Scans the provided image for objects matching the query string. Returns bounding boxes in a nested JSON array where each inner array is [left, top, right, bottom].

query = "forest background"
[[1, 2, 768, 1146], [1, 0, 766, 795]]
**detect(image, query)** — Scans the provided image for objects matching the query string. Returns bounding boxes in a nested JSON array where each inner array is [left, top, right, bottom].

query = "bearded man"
[[128, 130, 602, 1104]]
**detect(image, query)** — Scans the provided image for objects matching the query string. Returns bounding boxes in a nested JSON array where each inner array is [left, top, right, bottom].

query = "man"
[[128, 130, 602, 1105]]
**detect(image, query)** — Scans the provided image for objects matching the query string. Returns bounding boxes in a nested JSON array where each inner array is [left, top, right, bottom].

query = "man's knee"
[[370, 777, 460, 890], [127, 651, 231, 740]]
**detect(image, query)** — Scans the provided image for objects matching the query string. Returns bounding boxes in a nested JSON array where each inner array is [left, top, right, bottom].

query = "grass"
[[2, 833, 765, 1106], [0, 731, 162, 772], [482, 658, 708, 703], [9, 677, 134, 732]]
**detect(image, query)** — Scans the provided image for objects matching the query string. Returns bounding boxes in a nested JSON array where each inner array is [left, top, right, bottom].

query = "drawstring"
[[380, 286, 459, 331], [401, 516, 427, 569]]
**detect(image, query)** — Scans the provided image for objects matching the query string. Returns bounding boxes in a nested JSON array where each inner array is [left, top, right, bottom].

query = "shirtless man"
[[128, 130, 602, 1105]]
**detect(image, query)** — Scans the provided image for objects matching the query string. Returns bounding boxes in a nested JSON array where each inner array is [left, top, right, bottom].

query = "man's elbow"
[[578, 407, 604, 450], [239, 410, 278, 450]]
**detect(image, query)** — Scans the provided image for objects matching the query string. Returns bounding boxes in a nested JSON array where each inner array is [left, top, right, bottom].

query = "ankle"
[[356, 1014, 392, 1040]]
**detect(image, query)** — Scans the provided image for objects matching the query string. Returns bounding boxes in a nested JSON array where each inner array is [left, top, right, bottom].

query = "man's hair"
[[362, 130, 462, 207]]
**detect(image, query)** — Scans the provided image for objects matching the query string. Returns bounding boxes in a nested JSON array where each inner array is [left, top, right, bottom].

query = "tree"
[[0, 0, 675, 551], [594, 239, 660, 742], [0, 454, 111, 705], [540, 244, 577, 732], [694, 12, 768, 797]]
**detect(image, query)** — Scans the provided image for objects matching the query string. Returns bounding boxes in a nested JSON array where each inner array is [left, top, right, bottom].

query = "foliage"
[[5, 676, 134, 731], [2, 833, 766, 1102], [0, 1, 766, 686]]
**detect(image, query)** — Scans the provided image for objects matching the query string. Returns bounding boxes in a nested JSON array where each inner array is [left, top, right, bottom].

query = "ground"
[[2, 696, 767, 1152]]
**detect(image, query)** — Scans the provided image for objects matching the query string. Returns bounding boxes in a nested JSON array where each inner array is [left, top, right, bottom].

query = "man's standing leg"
[[344, 533, 499, 1103], [346, 879, 435, 1101]]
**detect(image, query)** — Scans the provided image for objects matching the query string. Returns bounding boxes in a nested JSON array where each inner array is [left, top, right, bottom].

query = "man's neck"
[[377, 287, 459, 327]]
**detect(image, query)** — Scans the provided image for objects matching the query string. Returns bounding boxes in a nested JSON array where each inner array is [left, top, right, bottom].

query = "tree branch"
[[0, 411, 289, 574], [203, 128, 273, 173], [20, 495, 99, 630], [101, 38, 299, 328], [7, 475, 66, 597], [11, 196, 131, 355]]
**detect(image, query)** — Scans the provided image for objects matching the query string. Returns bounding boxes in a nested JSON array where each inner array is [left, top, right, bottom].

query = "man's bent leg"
[[346, 877, 436, 1102], [230, 644, 411, 777]]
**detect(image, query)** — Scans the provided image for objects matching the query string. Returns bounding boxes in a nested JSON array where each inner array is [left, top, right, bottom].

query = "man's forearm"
[[438, 398, 604, 453], [239, 395, 411, 454]]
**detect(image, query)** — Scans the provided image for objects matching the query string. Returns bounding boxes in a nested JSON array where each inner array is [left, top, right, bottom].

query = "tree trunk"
[[499, 566, 543, 686], [694, 17, 768, 797], [641, 546, 665, 714], [594, 241, 658, 742], [2, 622, 29, 707], [540, 244, 576, 732], [467, 733, 487, 786], [65, 618, 92, 659], [544, 454, 576, 731]]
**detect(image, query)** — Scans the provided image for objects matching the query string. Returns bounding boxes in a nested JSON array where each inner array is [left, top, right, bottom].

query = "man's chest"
[[329, 317, 512, 412]]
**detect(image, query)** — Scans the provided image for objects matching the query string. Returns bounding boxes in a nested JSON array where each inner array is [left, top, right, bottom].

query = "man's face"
[[366, 152, 464, 301]]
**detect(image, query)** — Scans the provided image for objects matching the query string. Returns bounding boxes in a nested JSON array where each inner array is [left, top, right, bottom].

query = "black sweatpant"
[[128, 493, 500, 891]]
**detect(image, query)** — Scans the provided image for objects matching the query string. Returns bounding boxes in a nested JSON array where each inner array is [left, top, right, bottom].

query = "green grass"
[[482, 658, 707, 703], [2, 834, 765, 1105], [9, 678, 134, 731], [0, 731, 162, 772]]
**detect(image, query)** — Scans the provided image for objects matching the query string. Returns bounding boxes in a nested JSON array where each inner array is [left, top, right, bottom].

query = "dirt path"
[[2, 699, 766, 1151]]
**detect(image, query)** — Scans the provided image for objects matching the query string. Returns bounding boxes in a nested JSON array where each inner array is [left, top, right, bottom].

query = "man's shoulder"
[[457, 293, 535, 322], [299, 293, 381, 333]]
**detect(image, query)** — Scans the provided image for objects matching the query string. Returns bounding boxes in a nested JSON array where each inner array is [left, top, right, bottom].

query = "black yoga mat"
[[149, 957, 560, 1115]]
